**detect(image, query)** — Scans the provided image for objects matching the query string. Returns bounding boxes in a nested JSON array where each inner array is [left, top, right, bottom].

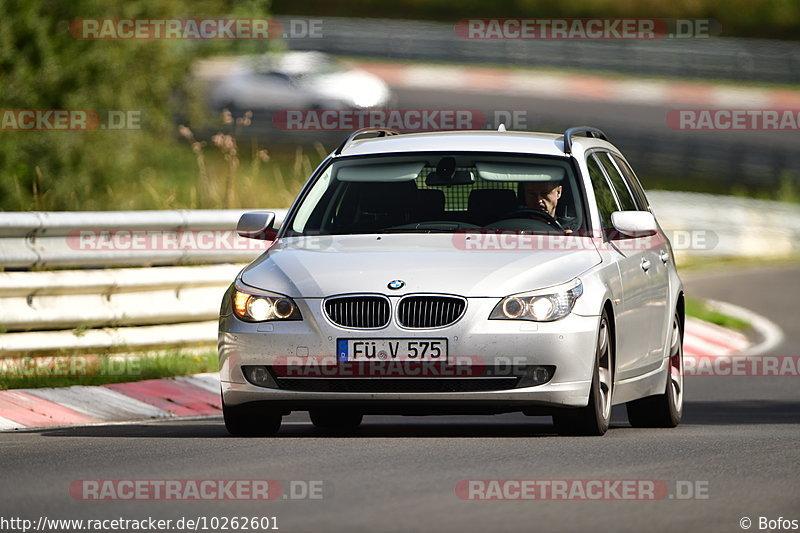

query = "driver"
[[520, 180, 579, 232]]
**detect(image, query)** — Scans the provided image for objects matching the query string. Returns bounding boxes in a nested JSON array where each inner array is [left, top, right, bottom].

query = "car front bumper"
[[218, 296, 600, 413]]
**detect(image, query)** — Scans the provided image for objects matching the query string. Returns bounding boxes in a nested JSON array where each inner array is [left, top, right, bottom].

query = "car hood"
[[240, 234, 602, 298]]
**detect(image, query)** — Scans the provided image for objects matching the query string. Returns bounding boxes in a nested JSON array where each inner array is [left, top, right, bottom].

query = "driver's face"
[[523, 182, 562, 217]]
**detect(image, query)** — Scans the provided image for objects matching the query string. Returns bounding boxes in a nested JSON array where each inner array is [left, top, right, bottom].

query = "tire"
[[222, 400, 282, 437], [309, 410, 363, 431], [553, 312, 613, 436], [626, 311, 684, 428]]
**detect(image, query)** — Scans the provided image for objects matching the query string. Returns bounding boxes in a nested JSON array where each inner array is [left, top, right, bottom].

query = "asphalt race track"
[[0, 264, 798, 533], [245, 81, 798, 191], [389, 86, 799, 188], [390, 85, 799, 150]]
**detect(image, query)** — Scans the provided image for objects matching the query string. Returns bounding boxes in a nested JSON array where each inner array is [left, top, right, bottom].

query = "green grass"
[[628, 172, 799, 205], [676, 254, 800, 271], [684, 296, 750, 331], [0, 351, 218, 390], [5, 122, 330, 212]]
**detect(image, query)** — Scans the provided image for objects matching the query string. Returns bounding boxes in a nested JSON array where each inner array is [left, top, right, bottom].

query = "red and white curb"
[[354, 61, 800, 108], [0, 373, 221, 431], [683, 317, 749, 357]]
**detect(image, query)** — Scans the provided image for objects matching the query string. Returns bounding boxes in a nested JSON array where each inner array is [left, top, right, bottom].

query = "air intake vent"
[[324, 296, 390, 329], [272, 377, 520, 393], [398, 296, 466, 328]]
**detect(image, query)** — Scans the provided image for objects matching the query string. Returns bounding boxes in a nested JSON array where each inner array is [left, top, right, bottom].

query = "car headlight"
[[489, 279, 583, 322], [233, 288, 302, 322]]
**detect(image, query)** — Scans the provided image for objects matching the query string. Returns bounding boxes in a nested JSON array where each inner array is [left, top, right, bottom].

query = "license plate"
[[337, 339, 448, 362]]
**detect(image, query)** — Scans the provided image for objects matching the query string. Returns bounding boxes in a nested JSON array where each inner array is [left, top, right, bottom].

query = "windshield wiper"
[[378, 228, 458, 234]]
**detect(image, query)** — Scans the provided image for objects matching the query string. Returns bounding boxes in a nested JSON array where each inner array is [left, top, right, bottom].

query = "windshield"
[[286, 153, 586, 236]]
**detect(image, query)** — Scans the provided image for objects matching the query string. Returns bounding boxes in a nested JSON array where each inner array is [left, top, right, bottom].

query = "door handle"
[[660, 250, 669, 264], [641, 258, 651, 272]]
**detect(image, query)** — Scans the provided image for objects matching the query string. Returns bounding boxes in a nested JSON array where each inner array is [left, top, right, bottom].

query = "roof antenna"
[[497, 123, 507, 132]]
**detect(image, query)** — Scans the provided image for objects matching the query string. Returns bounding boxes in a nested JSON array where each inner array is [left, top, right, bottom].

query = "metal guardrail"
[[0, 209, 286, 269], [649, 191, 800, 258], [0, 264, 243, 331], [0, 196, 798, 355], [0, 321, 220, 357], [280, 16, 800, 84], [0, 210, 285, 355]]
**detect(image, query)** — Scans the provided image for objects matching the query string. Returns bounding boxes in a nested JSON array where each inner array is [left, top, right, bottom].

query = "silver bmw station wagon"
[[218, 127, 685, 436]]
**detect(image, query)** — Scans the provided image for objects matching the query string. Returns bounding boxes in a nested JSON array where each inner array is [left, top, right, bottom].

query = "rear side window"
[[596, 152, 637, 211], [586, 154, 618, 229], [610, 154, 650, 210]]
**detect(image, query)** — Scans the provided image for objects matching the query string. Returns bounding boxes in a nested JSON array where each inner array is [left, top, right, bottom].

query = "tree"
[[0, 0, 270, 210]]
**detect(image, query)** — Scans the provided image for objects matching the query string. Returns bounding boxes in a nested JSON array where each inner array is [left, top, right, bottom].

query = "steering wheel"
[[503, 208, 564, 231]]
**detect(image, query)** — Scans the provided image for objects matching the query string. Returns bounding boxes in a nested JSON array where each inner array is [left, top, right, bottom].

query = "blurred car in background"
[[209, 51, 394, 113]]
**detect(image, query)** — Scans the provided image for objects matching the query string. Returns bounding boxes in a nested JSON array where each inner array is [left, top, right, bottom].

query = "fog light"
[[244, 365, 275, 387], [533, 366, 551, 384], [517, 365, 555, 387]]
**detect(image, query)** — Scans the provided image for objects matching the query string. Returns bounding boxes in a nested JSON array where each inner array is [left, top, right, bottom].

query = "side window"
[[292, 166, 333, 233], [258, 71, 294, 86], [610, 154, 650, 210], [596, 152, 637, 211], [586, 154, 618, 229]]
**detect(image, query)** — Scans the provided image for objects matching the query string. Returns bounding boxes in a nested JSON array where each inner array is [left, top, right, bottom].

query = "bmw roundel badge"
[[387, 280, 405, 290]]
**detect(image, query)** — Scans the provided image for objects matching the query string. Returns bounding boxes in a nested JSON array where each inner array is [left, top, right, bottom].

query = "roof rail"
[[563, 126, 608, 154], [334, 128, 401, 155]]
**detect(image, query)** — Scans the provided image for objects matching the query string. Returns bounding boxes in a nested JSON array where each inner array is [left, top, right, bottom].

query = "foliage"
[[0, 0, 270, 211]]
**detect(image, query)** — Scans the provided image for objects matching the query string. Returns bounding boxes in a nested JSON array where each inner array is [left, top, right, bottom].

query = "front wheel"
[[553, 312, 613, 436], [222, 400, 282, 437], [626, 311, 684, 428]]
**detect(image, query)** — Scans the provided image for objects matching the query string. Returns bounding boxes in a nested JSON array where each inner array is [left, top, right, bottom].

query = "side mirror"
[[611, 211, 658, 237], [237, 211, 277, 240]]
